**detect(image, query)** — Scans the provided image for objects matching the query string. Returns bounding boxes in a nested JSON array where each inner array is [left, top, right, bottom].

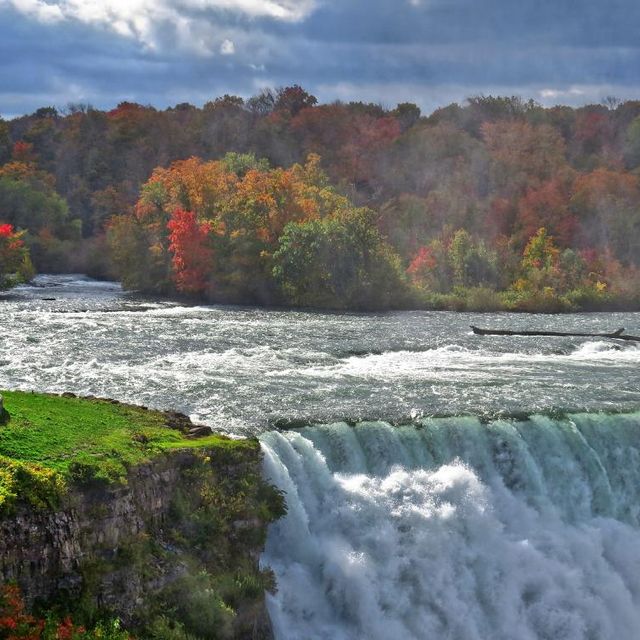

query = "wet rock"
[[0, 394, 8, 424], [163, 410, 192, 433], [186, 426, 212, 439]]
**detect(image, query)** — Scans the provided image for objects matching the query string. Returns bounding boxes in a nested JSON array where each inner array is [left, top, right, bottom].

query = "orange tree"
[[108, 153, 403, 305]]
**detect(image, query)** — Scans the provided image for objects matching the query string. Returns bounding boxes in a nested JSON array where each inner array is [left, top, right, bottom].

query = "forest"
[[1, 87, 640, 311]]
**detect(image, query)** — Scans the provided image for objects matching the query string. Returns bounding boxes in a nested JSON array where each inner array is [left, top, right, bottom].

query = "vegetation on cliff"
[[0, 391, 250, 515], [0, 391, 285, 640], [0, 584, 129, 640]]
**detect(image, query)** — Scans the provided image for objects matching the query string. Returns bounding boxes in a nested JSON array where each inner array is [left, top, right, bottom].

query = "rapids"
[[1, 275, 639, 433]]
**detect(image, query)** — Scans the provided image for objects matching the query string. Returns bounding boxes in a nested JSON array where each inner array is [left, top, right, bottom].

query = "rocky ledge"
[[0, 391, 286, 640]]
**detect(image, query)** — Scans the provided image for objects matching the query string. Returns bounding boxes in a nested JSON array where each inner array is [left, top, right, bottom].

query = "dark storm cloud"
[[1, 0, 640, 118], [297, 0, 640, 48]]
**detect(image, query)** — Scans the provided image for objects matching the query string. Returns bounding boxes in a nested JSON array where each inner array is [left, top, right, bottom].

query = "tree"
[[291, 105, 401, 188], [392, 103, 421, 132], [272, 207, 407, 309], [570, 168, 640, 265], [0, 119, 10, 165], [274, 85, 318, 117], [221, 152, 269, 177], [624, 115, 640, 168], [246, 89, 276, 117], [448, 229, 498, 288], [0, 223, 33, 288], [516, 179, 577, 248], [115, 153, 366, 303], [405, 238, 451, 293], [570, 107, 613, 165], [90, 185, 130, 232], [393, 122, 477, 187], [378, 195, 435, 257], [482, 120, 569, 196], [167, 208, 214, 295], [512, 227, 562, 297], [459, 95, 541, 137], [0, 161, 79, 271], [107, 215, 171, 292]]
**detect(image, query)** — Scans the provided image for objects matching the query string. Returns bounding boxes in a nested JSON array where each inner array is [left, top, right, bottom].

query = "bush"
[[0, 457, 65, 515], [461, 286, 503, 311], [273, 208, 409, 309], [0, 585, 129, 640], [500, 287, 571, 313], [562, 286, 611, 311]]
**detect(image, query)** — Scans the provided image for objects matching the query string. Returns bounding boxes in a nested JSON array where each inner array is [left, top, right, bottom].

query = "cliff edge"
[[0, 391, 286, 640]]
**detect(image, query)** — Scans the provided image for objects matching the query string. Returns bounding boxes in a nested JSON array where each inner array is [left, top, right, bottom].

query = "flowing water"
[[2, 275, 640, 639]]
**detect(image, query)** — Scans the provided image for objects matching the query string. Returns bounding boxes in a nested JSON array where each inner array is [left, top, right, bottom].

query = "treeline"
[[1, 88, 640, 310]]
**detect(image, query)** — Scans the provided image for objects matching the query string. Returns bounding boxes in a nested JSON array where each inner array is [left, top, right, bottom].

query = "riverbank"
[[90, 276, 640, 314], [0, 391, 286, 639]]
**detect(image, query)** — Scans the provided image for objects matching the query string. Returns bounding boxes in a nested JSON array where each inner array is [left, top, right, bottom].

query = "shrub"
[[0, 585, 129, 640], [0, 457, 65, 515]]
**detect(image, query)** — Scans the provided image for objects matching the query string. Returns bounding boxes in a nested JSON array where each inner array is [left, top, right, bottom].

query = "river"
[[2, 275, 640, 639]]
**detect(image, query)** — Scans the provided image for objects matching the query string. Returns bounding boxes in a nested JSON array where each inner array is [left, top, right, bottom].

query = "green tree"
[[625, 115, 640, 168], [273, 208, 407, 309], [0, 119, 10, 165], [448, 229, 499, 288]]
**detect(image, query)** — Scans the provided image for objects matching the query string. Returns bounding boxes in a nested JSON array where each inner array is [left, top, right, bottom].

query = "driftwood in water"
[[470, 325, 640, 342]]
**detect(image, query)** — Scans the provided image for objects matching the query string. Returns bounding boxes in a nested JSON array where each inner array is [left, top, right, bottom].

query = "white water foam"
[[261, 415, 640, 640]]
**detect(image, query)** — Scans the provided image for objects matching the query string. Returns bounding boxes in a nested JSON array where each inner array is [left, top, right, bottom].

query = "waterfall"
[[260, 412, 640, 640]]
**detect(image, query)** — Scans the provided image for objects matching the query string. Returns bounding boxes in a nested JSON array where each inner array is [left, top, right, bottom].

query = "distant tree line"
[[1, 87, 640, 310]]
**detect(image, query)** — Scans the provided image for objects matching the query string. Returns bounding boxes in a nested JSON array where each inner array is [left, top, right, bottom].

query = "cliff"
[[0, 391, 285, 640]]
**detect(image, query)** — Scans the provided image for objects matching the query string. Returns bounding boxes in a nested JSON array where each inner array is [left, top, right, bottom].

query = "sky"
[[2, 0, 640, 119]]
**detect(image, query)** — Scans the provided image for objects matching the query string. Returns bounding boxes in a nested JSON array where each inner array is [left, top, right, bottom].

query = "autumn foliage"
[[3, 89, 640, 308], [167, 208, 213, 295], [0, 585, 129, 640], [0, 223, 32, 289], [109, 153, 405, 307]]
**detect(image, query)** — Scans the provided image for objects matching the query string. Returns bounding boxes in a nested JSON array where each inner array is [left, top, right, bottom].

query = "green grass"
[[0, 390, 254, 514]]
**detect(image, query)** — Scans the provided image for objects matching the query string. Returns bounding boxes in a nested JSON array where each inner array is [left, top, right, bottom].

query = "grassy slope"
[[0, 390, 252, 513]]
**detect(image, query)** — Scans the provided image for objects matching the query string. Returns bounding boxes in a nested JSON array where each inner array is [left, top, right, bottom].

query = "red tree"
[[407, 246, 437, 281], [11, 141, 35, 163], [516, 179, 578, 247], [167, 209, 213, 295]]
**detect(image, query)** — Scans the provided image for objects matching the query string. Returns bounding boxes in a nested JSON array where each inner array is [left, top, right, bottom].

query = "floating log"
[[470, 325, 640, 342]]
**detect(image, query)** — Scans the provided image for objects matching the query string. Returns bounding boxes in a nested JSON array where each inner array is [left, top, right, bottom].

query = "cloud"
[[7, 0, 63, 21], [2, 0, 640, 118], [1, 0, 318, 52], [539, 87, 587, 100], [220, 38, 235, 55]]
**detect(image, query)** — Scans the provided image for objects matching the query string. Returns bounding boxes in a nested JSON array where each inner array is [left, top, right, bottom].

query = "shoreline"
[[18, 272, 640, 315]]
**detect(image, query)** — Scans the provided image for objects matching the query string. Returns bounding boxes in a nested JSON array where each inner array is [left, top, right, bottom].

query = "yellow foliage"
[[513, 278, 527, 292]]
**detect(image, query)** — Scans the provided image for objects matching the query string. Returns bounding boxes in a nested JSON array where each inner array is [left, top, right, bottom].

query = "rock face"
[[0, 445, 283, 639]]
